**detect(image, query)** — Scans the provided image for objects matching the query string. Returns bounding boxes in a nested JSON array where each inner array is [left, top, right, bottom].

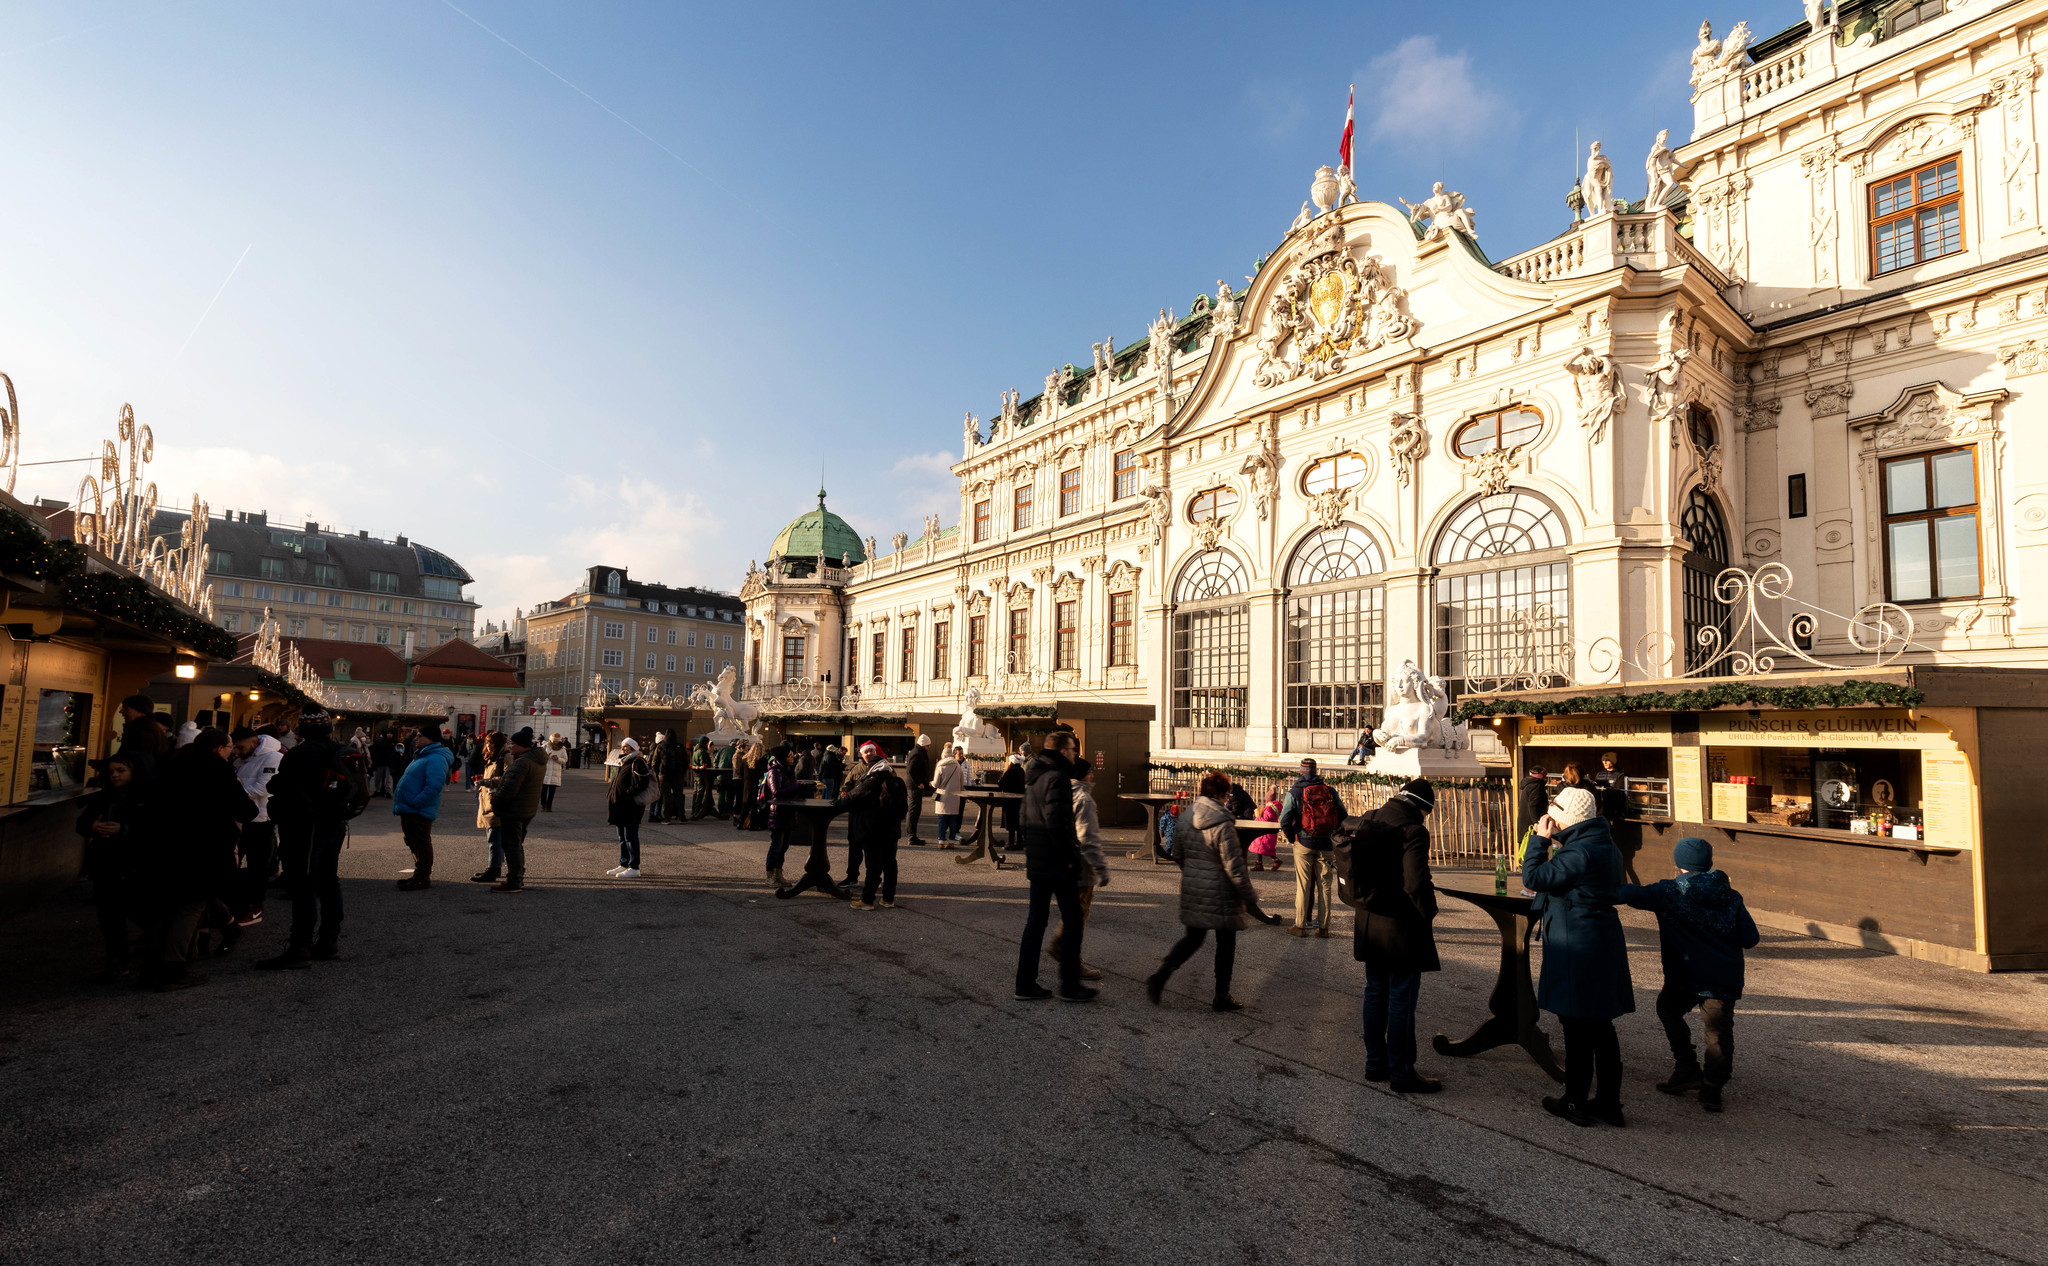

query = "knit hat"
[[916, 733, 931, 747], [1396, 777, 1436, 814], [1673, 836, 1714, 872], [1548, 785, 1597, 829], [509, 727, 536, 748], [621, 737, 640, 752], [1299, 758, 1319, 773]]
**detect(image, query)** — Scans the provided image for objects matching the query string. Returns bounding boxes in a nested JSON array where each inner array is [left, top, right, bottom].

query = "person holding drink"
[[1522, 785, 1634, 1127]]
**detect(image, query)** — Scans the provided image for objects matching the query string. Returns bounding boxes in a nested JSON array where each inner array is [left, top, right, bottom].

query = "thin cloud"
[[1361, 37, 1513, 155], [891, 451, 956, 478], [1244, 81, 1309, 142]]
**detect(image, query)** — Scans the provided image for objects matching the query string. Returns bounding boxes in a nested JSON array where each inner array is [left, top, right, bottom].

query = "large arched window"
[[1680, 487, 1733, 677], [1285, 524, 1387, 749], [1171, 551, 1249, 748], [1432, 491, 1572, 695]]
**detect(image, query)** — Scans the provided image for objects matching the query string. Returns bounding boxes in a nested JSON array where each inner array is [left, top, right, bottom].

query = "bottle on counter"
[[1494, 853, 1509, 896]]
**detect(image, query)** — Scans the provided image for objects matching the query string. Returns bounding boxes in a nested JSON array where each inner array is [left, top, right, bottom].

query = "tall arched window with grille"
[[1681, 487, 1733, 677], [1284, 524, 1387, 750], [1432, 491, 1572, 695], [1171, 551, 1249, 749]]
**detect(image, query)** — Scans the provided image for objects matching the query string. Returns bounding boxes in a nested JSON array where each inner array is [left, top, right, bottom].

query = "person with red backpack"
[[1280, 758, 1344, 938], [256, 709, 363, 971]]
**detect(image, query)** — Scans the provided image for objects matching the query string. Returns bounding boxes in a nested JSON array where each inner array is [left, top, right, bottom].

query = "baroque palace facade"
[[745, 0, 2048, 777]]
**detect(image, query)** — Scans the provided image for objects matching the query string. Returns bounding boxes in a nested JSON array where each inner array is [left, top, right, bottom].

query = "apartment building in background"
[[522, 565, 745, 707]]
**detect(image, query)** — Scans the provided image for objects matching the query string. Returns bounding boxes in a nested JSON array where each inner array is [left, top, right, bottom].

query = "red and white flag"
[[1339, 84, 1354, 172]]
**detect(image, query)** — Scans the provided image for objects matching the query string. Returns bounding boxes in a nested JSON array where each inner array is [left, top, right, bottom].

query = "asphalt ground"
[[3, 768, 2045, 1265]]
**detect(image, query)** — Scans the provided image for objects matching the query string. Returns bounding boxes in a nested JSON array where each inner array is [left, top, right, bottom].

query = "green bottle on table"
[[1494, 853, 1509, 896]]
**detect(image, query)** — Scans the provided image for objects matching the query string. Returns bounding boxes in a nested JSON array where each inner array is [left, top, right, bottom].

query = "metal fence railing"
[[1141, 768, 1515, 871]]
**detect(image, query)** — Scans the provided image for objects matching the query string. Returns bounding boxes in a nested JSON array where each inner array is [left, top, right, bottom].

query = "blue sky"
[[3, 0, 1746, 623]]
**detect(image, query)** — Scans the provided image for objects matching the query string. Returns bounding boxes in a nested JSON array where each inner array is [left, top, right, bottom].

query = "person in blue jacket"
[[393, 723, 459, 891], [1522, 785, 1634, 1128], [1619, 837, 1759, 1113]]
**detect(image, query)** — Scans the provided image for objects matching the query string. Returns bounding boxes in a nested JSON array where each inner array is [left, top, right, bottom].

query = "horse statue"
[[951, 685, 1007, 757], [691, 664, 763, 742]]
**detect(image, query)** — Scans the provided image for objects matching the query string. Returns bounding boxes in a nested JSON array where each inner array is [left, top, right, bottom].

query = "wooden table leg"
[[1432, 903, 1564, 1082]]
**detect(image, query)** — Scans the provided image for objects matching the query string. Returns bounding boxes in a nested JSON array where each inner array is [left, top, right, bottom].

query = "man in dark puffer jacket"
[[1013, 732, 1093, 1004]]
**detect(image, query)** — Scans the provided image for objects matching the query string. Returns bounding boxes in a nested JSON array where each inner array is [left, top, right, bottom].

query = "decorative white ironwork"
[[0, 372, 18, 496], [1462, 605, 1576, 694], [71, 403, 214, 616], [1670, 563, 1913, 678], [251, 607, 333, 705], [752, 677, 826, 711]]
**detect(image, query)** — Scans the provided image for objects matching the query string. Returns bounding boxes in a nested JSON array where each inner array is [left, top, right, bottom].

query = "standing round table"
[[1118, 792, 1181, 864], [952, 789, 1021, 869], [780, 799, 849, 899], [1430, 886, 1564, 1081]]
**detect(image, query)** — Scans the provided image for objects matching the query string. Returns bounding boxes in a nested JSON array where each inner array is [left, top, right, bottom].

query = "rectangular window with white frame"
[[602, 648, 625, 667], [1882, 445, 1980, 602], [604, 621, 624, 639]]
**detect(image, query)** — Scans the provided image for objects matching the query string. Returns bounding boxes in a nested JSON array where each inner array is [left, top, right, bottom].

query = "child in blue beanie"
[[1617, 837, 1759, 1112]]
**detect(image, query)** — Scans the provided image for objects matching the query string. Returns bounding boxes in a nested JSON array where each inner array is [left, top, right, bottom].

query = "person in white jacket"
[[541, 733, 568, 812], [1048, 761, 1113, 981], [231, 727, 284, 926], [930, 746, 967, 846]]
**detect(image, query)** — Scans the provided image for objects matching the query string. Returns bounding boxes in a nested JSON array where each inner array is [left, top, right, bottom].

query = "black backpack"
[[877, 770, 909, 824], [1331, 813, 1389, 911], [322, 747, 372, 822]]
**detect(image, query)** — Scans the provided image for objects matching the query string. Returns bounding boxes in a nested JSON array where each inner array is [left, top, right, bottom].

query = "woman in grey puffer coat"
[[1145, 771, 1279, 1011]]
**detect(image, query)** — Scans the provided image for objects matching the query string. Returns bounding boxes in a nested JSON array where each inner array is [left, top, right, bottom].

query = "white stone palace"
[[743, 0, 2048, 779]]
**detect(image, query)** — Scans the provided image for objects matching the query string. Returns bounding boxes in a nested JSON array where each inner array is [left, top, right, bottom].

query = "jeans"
[[239, 821, 277, 915], [617, 822, 641, 869], [485, 826, 505, 872], [277, 819, 345, 951], [859, 837, 899, 904], [766, 823, 796, 874], [820, 776, 840, 802], [400, 812, 434, 880], [906, 790, 925, 840], [1156, 926, 1237, 1001], [691, 769, 715, 818], [499, 817, 529, 883], [1016, 873, 1086, 990], [1049, 883, 1095, 960], [540, 783, 557, 811], [842, 835, 865, 887], [1362, 964, 1422, 1079], [1658, 983, 1737, 1086], [936, 812, 961, 844], [1560, 1015, 1624, 1106], [1293, 841, 1333, 928]]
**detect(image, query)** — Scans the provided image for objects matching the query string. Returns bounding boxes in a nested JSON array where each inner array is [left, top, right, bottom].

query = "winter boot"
[[1698, 1084, 1724, 1112], [1656, 1065, 1705, 1095]]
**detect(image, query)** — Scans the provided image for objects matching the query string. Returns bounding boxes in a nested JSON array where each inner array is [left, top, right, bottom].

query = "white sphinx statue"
[[690, 664, 763, 743], [951, 685, 1008, 757], [1367, 660, 1481, 778]]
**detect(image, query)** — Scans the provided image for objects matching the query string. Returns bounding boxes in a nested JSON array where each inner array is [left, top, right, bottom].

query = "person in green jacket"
[[712, 739, 738, 818]]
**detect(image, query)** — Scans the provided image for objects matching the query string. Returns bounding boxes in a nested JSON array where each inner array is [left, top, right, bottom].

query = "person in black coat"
[[1014, 733, 1093, 1002], [903, 734, 934, 845], [144, 729, 257, 989], [114, 694, 168, 782], [1516, 763, 1549, 844], [1348, 778, 1442, 1094], [256, 710, 351, 971], [996, 754, 1027, 853], [1523, 785, 1635, 1128], [75, 753, 151, 980], [839, 744, 907, 909]]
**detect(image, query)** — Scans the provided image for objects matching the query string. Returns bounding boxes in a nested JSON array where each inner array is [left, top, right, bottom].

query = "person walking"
[[74, 753, 150, 980], [931, 744, 966, 847], [842, 743, 908, 910], [230, 725, 283, 926], [1523, 785, 1635, 1127], [608, 737, 651, 878], [541, 733, 567, 811], [762, 744, 801, 889], [688, 734, 714, 820], [903, 733, 934, 846], [144, 728, 256, 990], [1145, 770, 1280, 1011], [1280, 758, 1344, 937], [1620, 837, 1759, 1113], [1349, 778, 1443, 1094], [255, 710, 351, 971], [392, 724, 457, 891], [479, 728, 545, 892], [1047, 760, 1111, 981], [1014, 733, 1096, 1002]]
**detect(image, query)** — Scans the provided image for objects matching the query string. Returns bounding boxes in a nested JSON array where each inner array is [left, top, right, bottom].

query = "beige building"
[[523, 565, 744, 710]]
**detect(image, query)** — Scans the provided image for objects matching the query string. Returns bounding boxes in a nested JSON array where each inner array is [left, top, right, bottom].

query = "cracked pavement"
[[3, 770, 2045, 1264]]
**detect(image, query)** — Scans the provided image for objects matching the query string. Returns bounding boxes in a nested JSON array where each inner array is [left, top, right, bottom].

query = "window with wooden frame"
[[1451, 406, 1543, 458], [1870, 156, 1962, 276], [1013, 483, 1034, 531], [1187, 487, 1238, 523], [1060, 466, 1082, 516], [931, 620, 950, 679], [900, 626, 915, 682], [967, 614, 987, 676], [782, 636, 805, 681], [871, 632, 886, 683], [1054, 600, 1077, 671], [973, 499, 991, 542], [1107, 591, 1134, 666], [1882, 446, 1980, 602], [1007, 607, 1029, 673], [1113, 449, 1140, 499]]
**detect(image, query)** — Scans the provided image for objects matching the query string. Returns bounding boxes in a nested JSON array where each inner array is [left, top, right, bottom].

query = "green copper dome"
[[771, 489, 865, 566]]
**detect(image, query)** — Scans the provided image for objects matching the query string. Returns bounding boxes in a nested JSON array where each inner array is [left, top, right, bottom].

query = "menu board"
[[1710, 782, 1752, 823], [1920, 750, 1975, 849], [1671, 746, 1704, 823]]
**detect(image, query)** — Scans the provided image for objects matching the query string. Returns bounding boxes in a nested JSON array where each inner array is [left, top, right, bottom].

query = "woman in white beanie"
[[606, 737, 651, 878], [1522, 783, 1635, 1129]]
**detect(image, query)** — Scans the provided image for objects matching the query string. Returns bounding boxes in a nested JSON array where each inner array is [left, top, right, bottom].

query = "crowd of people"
[[73, 705, 1762, 1124]]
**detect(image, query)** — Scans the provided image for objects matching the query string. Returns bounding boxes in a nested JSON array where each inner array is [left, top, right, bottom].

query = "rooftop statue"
[[1645, 128, 1681, 207], [1398, 182, 1477, 241], [1583, 141, 1613, 218]]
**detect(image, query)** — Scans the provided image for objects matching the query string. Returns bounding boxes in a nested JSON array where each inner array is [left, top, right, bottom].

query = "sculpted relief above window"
[[1251, 222, 1417, 390]]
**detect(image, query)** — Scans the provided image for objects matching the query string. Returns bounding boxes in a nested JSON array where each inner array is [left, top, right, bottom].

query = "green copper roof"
[[771, 489, 865, 565]]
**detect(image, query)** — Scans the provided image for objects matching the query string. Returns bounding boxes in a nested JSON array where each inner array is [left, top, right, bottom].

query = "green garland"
[[980, 705, 1056, 719], [768, 713, 909, 726], [1451, 679, 1925, 725], [0, 508, 81, 582], [253, 668, 315, 710], [1147, 759, 1502, 789], [0, 504, 232, 658]]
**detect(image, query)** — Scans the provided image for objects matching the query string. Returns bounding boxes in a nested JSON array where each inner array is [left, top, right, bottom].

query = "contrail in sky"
[[437, 0, 742, 203], [176, 243, 253, 359]]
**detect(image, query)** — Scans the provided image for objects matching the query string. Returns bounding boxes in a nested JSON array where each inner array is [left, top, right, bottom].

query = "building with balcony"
[[522, 566, 744, 710]]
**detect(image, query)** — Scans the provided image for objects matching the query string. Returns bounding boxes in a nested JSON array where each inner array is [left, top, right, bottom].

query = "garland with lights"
[[979, 705, 1057, 719], [1147, 760, 1503, 789], [1450, 679, 1925, 725], [0, 504, 233, 658], [253, 668, 316, 710]]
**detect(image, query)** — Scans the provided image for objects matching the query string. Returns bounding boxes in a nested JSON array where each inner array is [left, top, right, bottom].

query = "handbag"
[[629, 760, 659, 806]]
